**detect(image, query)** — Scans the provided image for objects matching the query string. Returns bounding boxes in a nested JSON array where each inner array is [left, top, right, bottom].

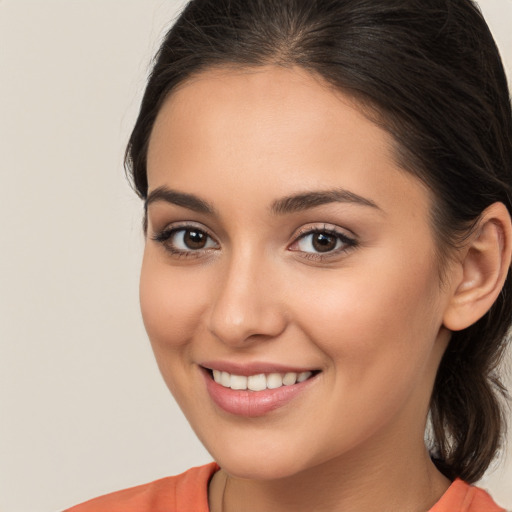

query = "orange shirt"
[[63, 463, 506, 512]]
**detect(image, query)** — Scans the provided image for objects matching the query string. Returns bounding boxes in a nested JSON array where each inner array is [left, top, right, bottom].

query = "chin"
[[217, 455, 307, 481], [199, 432, 321, 481]]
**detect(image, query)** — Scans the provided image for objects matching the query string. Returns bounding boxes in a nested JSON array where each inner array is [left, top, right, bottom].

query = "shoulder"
[[63, 462, 219, 512], [430, 478, 506, 512]]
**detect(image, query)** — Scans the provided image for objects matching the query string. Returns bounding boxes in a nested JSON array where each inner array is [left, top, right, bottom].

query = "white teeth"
[[248, 373, 267, 391], [211, 369, 315, 391], [230, 374, 248, 390], [266, 373, 283, 389], [283, 372, 298, 386], [298, 371, 312, 383], [221, 371, 231, 387]]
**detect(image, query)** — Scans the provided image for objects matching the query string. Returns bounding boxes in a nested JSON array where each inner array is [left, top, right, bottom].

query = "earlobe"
[[443, 202, 512, 332]]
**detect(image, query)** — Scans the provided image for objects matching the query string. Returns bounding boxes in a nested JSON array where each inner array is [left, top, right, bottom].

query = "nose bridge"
[[208, 246, 286, 346]]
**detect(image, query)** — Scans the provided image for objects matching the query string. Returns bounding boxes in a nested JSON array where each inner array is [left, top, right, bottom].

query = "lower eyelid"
[[296, 242, 357, 262]]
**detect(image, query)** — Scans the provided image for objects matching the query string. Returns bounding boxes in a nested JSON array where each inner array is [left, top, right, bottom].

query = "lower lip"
[[202, 369, 318, 418]]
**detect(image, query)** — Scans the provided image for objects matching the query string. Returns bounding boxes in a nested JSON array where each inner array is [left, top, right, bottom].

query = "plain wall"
[[0, 1, 510, 511]]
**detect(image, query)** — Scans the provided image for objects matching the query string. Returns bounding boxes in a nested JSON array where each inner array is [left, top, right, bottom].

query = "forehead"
[[149, 65, 390, 159], [146, 65, 431, 222]]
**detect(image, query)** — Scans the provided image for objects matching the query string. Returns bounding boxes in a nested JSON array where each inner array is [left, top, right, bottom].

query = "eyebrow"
[[144, 186, 381, 217], [145, 186, 215, 215], [271, 189, 381, 215]]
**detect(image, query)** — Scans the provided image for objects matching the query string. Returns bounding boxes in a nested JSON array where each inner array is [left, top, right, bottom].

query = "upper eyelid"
[[292, 223, 357, 240], [152, 221, 216, 238]]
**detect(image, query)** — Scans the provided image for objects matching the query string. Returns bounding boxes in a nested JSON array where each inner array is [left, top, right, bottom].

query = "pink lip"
[[200, 366, 319, 418]]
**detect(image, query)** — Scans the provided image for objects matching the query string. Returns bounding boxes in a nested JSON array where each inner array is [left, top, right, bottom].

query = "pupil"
[[312, 233, 336, 252], [185, 229, 206, 249]]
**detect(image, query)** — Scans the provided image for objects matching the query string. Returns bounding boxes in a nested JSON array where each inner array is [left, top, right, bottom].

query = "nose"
[[207, 251, 287, 346]]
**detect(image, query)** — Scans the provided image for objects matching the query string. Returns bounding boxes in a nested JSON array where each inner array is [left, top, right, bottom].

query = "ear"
[[443, 202, 512, 332]]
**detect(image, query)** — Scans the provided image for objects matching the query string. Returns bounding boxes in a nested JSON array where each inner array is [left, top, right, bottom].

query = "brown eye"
[[183, 229, 208, 249], [153, 226, 218, 254], [295, 231, 342, 254], [290, 228, 356, 257], [311, 233, 337, 252]]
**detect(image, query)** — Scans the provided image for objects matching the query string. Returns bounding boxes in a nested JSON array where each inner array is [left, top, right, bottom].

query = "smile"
[[212, 370, 313, 391], [201, 365, 320, 417]]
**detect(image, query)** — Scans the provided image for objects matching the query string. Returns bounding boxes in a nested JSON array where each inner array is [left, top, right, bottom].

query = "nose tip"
[[209, 304, 286, 346], [207, 265, 287, 346]]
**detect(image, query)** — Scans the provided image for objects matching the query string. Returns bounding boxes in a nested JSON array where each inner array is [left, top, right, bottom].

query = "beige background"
[[0, 1, 511, 511]]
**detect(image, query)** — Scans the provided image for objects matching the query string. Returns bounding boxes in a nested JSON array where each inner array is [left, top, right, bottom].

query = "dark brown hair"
[[125, 0, 512, 483]]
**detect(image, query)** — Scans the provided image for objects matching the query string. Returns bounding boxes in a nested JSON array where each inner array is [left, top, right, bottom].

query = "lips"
[[200, 363, 319, 417]]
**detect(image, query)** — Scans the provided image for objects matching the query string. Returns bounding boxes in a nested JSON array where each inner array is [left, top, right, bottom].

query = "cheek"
[[288, 261, 443, 447], [293, 253, 442, 383], [139, 251, 208, 351]]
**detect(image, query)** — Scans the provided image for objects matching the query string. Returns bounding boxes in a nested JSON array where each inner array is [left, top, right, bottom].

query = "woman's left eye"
[[289, 229, 356, 256]]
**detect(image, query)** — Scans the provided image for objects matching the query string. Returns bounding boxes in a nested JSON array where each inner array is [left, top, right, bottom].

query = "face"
[[141, 66, 453, 480]]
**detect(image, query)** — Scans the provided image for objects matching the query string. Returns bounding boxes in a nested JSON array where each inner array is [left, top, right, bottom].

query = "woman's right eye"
[[152, 226, 219, 256]]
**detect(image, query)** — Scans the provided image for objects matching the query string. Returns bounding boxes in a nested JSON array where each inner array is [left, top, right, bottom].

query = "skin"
[[141, 65, 468, 511]]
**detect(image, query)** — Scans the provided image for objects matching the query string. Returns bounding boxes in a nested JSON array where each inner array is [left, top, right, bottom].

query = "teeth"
[[230, 374, 248, 390], [298, 371, 312, 382], [248, 374, 267, 391], [211, 369, 315, 391], [221, 371, 231, 387], [267, 373, 283, 389], [283, 372, 297, 385]]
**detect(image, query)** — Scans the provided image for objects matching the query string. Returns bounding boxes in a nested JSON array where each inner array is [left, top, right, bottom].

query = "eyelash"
[[289, 225, 358, 260], [151, 223, 358, 260], [151, 223, 219, 259]]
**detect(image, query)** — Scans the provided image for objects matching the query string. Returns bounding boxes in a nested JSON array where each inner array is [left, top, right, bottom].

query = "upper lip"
[[200, 360, 319, 376]]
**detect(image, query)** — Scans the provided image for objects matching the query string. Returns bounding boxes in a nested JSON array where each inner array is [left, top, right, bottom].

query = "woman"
[[66, 0, 512, 510]]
